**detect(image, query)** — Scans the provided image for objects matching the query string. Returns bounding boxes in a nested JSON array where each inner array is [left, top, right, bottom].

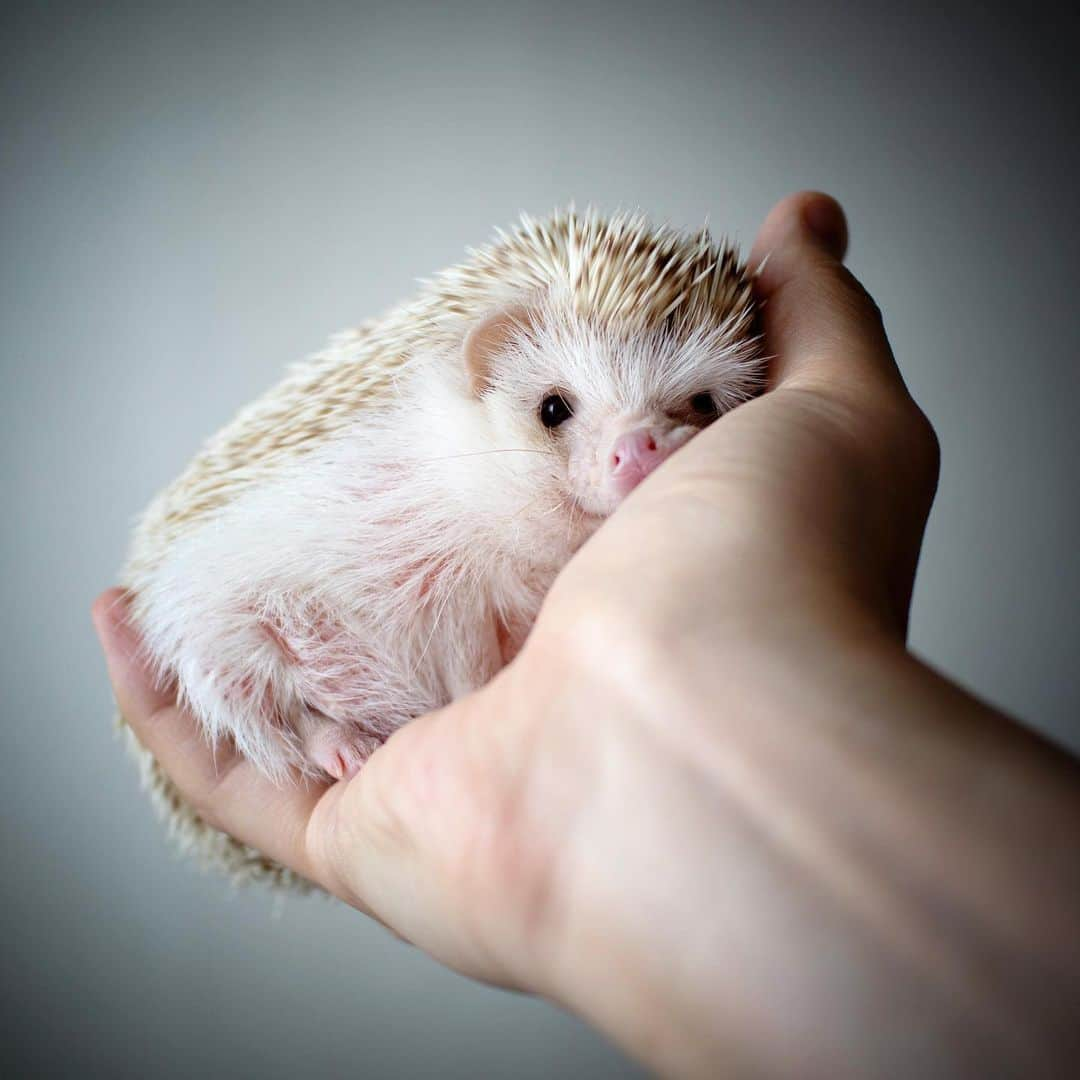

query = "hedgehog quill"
[[122, 209, 763, 884]]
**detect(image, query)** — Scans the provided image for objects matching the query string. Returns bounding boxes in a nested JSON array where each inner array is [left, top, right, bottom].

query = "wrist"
[[532, 599, 1077, 1077]]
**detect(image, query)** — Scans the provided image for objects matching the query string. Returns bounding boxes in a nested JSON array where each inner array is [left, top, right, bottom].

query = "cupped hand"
[[95, 194, 1076, 1077]]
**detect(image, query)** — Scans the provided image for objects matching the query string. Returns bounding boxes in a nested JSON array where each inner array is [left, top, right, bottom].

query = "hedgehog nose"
[[609, 428, 668, 497]]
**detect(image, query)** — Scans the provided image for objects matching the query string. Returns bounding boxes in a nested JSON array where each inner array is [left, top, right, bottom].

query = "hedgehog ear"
[[463, 305, 533, 396]]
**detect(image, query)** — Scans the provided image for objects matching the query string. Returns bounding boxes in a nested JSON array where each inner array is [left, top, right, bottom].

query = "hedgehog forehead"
[[523, 317, 654, 408], [495, 311, 754, 416]]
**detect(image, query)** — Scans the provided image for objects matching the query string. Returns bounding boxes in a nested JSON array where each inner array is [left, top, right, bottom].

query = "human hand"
[[93, 192, 1079, 1077]]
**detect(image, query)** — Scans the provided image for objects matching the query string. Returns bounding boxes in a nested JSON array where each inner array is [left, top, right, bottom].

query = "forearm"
[[540, 620, 1080, 1077]]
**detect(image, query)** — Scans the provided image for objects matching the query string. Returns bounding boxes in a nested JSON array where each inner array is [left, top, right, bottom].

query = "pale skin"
[[93, 193, 1080, 1077]]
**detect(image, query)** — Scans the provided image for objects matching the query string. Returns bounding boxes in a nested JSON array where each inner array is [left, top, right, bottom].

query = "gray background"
[[3, 2, 1077, 1076]]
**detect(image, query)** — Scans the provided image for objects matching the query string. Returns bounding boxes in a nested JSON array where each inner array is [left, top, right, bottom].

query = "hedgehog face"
[[465, 301, 762, 524], [526, 383, 709, 519]]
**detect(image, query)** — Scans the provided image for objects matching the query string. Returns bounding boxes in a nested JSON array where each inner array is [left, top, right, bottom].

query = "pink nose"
[[609, 429, 668, 496]]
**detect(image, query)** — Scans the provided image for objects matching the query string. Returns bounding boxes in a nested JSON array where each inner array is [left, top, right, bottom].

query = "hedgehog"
[[120, 208, 763, 888]]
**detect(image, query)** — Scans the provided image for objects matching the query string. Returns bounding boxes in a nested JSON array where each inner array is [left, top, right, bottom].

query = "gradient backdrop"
[[3, 3, 1077, 1076]]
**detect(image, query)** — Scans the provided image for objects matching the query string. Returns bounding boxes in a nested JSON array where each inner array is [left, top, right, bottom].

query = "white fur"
[[130, 296, 761, 782]]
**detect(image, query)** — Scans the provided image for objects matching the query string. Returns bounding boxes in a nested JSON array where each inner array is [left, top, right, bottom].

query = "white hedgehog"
[[121, 208, 763, 887]]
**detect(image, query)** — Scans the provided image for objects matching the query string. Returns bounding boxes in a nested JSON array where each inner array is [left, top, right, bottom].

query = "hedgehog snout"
[[608, 427, 670, 497]]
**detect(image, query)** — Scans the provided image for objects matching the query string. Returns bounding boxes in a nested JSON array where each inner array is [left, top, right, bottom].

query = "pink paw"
[[299, 715, 384, 781]]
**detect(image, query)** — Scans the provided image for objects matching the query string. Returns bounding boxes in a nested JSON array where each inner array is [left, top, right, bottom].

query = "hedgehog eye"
[[689, 392, 718, 420], [539, 392, 574, 429]]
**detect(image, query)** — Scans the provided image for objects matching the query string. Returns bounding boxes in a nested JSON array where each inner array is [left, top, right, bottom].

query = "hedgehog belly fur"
[[127, 350, 566, 783]]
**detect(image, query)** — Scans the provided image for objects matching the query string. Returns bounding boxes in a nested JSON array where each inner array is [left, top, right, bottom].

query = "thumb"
[[746, 193, 940, 632], [750, 192, 904, 395]]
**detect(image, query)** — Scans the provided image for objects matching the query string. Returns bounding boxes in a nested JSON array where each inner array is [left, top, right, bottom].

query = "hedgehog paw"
[[299, 714, 383, 782]]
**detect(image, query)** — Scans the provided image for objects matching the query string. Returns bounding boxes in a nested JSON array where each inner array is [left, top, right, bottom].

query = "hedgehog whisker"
[[409, 448, 557, 465]]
